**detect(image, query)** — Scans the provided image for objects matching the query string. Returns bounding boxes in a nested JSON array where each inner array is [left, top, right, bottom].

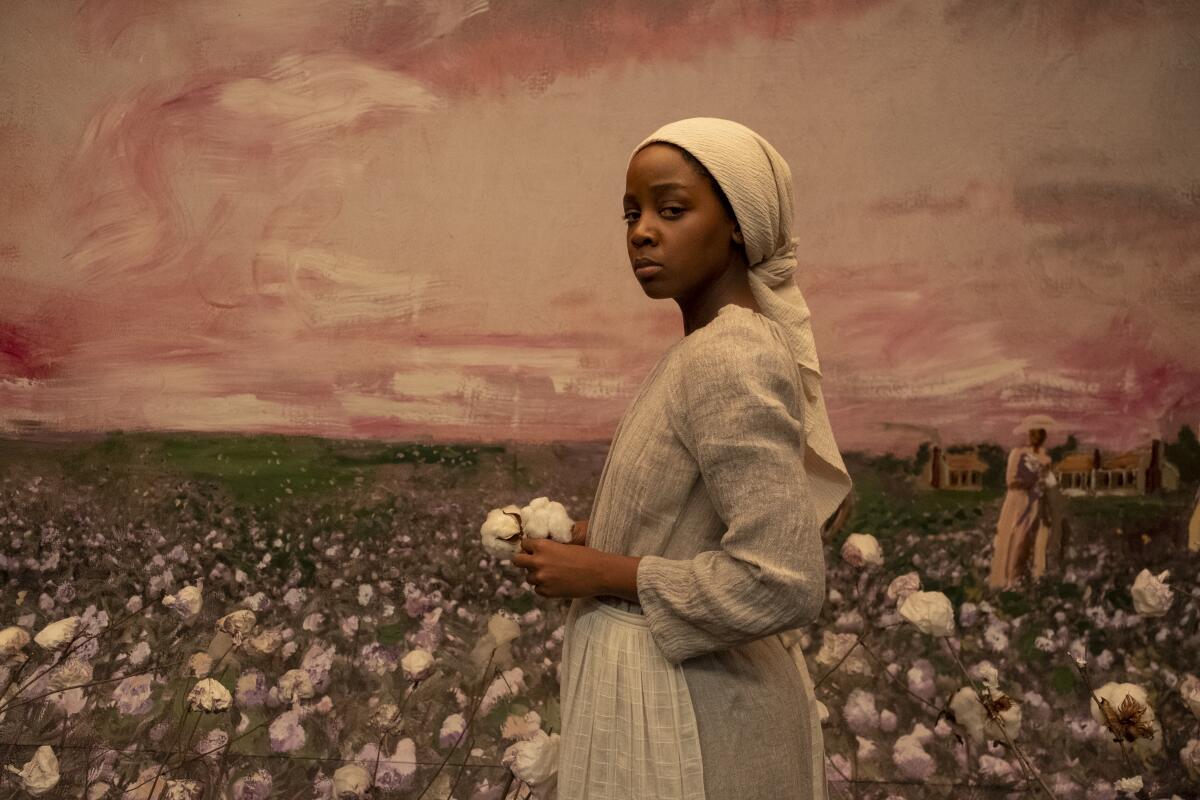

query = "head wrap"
[[631, 117, 852, 527]]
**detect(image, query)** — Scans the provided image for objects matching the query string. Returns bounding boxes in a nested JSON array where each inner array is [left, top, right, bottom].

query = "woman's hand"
[[570, 518, 588, 546], [512, 536, 606, 599]]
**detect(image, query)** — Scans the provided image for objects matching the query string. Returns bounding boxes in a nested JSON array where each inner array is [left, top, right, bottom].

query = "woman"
[[512, 118, 853, 799], [987, 414, 1061, 590]]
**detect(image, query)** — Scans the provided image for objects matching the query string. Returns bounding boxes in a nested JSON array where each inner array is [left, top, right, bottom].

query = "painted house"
[[922, 446, 987, 491], [1052, 439, 1180, 497]]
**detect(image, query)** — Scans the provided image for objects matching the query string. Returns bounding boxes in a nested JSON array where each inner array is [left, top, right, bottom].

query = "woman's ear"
[[732, 226, 744, 245]]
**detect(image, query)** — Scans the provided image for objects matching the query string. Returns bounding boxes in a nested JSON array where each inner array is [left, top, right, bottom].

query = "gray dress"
[[575, 303, 830, 800]]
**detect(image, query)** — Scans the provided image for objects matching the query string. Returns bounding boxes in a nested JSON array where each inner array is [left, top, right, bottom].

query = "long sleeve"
[[635, 328, 825, 665]]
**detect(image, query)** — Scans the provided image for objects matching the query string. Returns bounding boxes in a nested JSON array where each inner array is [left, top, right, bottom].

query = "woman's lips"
[[635, 265, 663, 279]]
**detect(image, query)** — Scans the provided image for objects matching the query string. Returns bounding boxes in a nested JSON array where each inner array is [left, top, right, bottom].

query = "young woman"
[[512, 117, 853, 799], [988, 414, 1062, 590]]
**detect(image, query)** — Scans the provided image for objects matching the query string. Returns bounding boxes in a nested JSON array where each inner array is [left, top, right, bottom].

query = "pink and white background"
[[2, 0, 1198, 454]]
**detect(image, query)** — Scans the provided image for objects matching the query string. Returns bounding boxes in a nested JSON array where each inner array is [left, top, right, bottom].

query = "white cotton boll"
[[1179, 674, 1200, 719], [358, 584, 374, 607], [243, 592, 270, 612], [879, 709, 898, 732], [518, 496, 575, 544], [401, 648, 435, 681], [843, 689, 880, 735], [983, 620, 1009, 652], [0, 626, 31, 661], [885, 572, 921, 605], [245, 628, 284, 657], [186, 678, 232, 713], [949, 686, 1022, 746], [163, 585, 203, 622], [891, 731, 936, 781], [502, 729, 561, 794], [331, 764, 372, 798], [1113, 775, 1142, 795], [440, 712, 467, 748], [479, 667, 525, 715], [814, 630, 871, 676], [958, 601, 979, 627], [4, 745, 60, 796], [856, 736, 878, 762], [481, 506, 525, 556], [840, 533, 883, 568], [488, 613, 521, 647], [34, 617, 81, 651], [217, 610, 256, 641], [278, 669, 316, 702], [1090, 682, 1162, 757], [817, 700, 830, 725], [898, 592, 955, 637], [1130, 569, 1174, 616], [908, 722, 935, 746]]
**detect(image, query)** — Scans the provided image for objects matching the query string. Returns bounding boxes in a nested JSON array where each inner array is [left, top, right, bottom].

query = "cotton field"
[[0, 434, 1197, 799]]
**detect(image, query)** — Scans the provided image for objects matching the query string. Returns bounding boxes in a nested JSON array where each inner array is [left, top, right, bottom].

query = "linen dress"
[[987, 445, 1053, 590], [561, 303, 830, 800]]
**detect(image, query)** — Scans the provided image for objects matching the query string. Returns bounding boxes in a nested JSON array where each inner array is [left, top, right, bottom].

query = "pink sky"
[[1, 0, 1198, 455]]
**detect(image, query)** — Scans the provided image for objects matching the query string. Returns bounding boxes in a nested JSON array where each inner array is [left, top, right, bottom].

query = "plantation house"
[[1052, 439, 1180, 497], [921, 446, 986, 491]]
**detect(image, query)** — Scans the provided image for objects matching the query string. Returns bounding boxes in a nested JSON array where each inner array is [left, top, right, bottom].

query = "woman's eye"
[[622, 211, 638, 223], [661, 207, 683, 217]]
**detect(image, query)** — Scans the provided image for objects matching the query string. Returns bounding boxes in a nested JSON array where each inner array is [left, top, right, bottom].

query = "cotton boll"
[[0, 626, 31, 661], [885, 572, 921, 605], [843, 689, 880, 735], [1131, 568, 1174, 616], [907, 659, 937, 701], [518, 496, 574, 544], [891, 731, 936, 781], [488, 613, 521, 647], [278, 669, 316, 702], [162, 586, 203, 622], [331, 764, 372, 798], [440, 712, 467, 748], [217, 610, 256, 642], [840, 533, 883, 568], [879, 709, 898, 732], [1113, 775, 1142, 795], [949, 686, 1021, 745], [817, 700, 830, 725], [480, 506, 524, 556], [5, 745, 60, 797], [898, 592, 955, 637], [186, 678, 232, 713], [33, 617, 81, 651], [502, 729, 561, 794], [400, 648, 434, 681], [268, 710, 306, 752], [1090, 682, 1162, 757]]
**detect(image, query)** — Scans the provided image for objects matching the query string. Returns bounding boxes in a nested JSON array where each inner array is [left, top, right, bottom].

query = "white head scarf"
[[631, 117, 853, 527]]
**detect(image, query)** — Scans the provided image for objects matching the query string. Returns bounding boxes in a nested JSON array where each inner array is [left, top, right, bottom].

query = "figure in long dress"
[[988, 414, 1062, 590], [1188, 483, 1200, 552]]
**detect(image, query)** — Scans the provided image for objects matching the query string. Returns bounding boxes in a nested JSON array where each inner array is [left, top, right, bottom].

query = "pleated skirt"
[[556, 596, 707, 800]]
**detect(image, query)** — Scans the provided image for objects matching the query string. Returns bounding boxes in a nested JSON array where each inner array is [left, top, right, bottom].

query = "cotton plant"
[[33, 616, 81, 651], [162, 585, 203, 623], [898, 591, 956, 637], [480, 496, 575, 556]]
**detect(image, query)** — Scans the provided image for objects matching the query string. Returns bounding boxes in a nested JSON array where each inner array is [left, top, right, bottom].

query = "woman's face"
[[622, 143, 744, 298], [1028, 428, 1047, 448]]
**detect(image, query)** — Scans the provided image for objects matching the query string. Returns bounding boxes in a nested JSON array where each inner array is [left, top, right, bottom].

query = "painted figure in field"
[[1189, 483, 1200, 552], [988, 414, 1066, 590]]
